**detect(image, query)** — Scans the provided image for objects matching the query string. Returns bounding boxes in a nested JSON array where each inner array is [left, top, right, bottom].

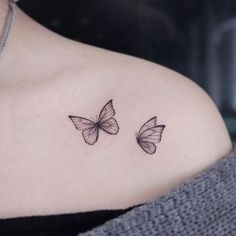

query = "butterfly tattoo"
[[136, 117, 165, 155], [68, 100, 119, 145]]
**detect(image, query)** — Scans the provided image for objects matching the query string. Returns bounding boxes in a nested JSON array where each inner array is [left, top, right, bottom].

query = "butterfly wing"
[[138, 141, 156, 154], [82, 126, 99, 145], [137, 116, 157, 137], [137, 124, 165, 154], [68, 116, 95, 130], [138, 125, 165, 143], [100, 118, 119, 134], [68, 116, 99, 145], [98, 100, 116, 123], [98, 100, 119, 135]]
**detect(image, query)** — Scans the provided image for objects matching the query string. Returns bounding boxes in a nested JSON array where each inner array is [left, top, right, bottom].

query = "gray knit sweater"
[[80, 143, 236, 236]]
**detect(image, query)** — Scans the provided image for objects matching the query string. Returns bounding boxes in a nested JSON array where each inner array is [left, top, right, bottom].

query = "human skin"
[[0, 0, 233, 218]]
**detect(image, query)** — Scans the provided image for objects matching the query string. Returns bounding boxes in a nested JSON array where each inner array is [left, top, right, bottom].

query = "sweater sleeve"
[[79, 143, 236, 236]]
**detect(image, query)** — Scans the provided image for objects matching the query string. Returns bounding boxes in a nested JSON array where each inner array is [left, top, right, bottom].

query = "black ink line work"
[[69, 100, 119, 145], [136, 117, 165, 155]]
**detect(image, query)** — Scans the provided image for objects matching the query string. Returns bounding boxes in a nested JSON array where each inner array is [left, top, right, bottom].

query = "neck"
[[0, 0, 10, 29], [0, 0, 8, 12], [0, 2, 77, 88]]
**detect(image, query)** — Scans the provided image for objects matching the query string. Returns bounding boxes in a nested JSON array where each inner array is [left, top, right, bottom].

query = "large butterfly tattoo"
[[69, 100, 119, 145], [136, 117, 165, 155]]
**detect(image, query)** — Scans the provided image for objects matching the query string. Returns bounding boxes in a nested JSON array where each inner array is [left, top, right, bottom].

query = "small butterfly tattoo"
[[69, 100, 119, 145], [136, 117, 165, 155]]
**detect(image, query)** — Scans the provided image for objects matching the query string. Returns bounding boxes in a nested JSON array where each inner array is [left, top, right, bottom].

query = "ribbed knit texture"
[[80, 143, 236, 236]]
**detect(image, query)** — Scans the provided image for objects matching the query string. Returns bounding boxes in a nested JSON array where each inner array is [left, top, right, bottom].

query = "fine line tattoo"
[[136, 116, 165, 155], [68, 100, 119, 145]]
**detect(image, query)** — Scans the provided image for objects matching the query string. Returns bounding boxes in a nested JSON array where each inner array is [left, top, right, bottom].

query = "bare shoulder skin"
[[0, 3, 232, 218]]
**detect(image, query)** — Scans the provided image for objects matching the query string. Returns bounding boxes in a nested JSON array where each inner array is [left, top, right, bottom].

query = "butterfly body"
[[136, 117, 165, 155], [69, 100, 119, 145]]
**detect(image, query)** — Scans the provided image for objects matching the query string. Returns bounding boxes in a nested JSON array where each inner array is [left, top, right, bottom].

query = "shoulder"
[[69, 43, 232, 161], [55, 44, 233, 209], [0, 41, 233, 217]]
